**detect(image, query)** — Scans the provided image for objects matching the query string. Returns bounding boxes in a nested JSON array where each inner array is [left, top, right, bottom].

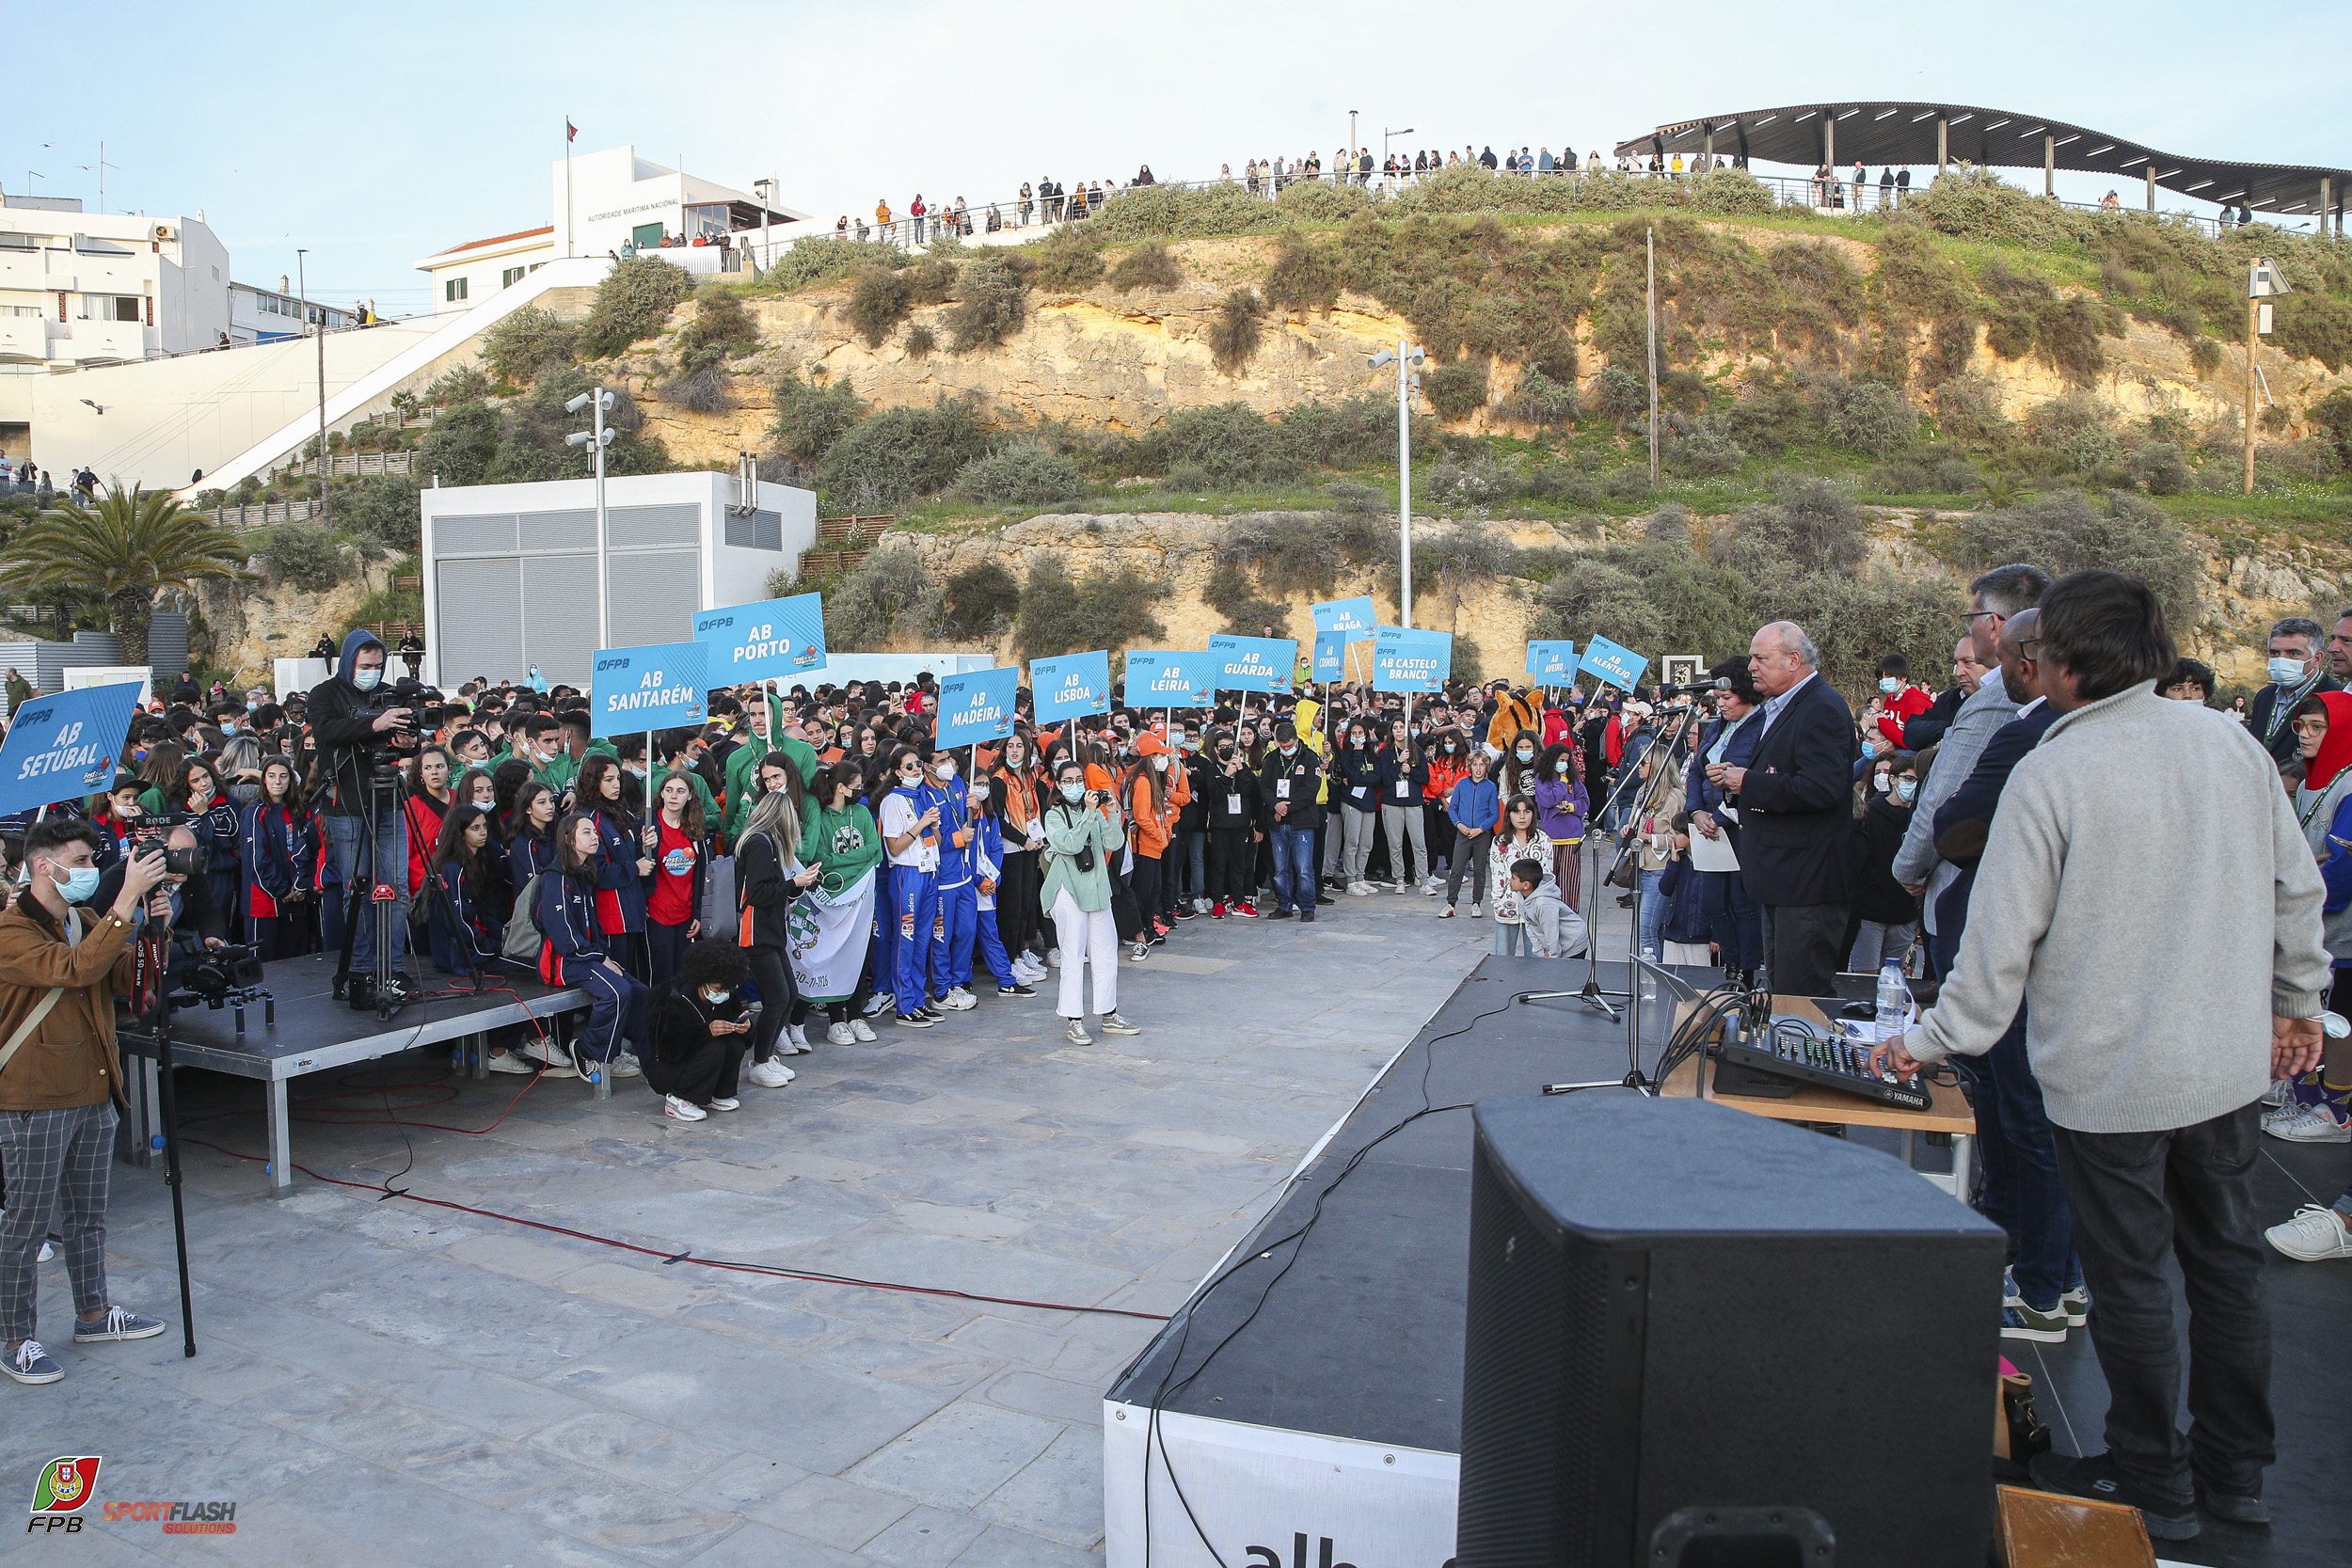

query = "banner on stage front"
[[691, 593, 826, 684], [1124, 651, 1213, 708], [1206, 634, 1296, 694], [1374, 626, 1452, 692], [1526, 640, 1579, 683], [591, 641, 709, 736], [934, 666, 1018, 747], [1311, 596, 1379, 636], [1030, 651, 1111, 723], [788, 864, 877, 1004], [0, 682, 143, 817], [1578, 634, 1649, 692]]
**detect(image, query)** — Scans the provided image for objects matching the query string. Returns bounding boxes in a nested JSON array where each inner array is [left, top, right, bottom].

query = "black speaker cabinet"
[[1456, 1094, 2005, 1568]]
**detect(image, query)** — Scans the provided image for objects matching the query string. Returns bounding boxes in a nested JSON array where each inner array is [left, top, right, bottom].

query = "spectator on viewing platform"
[[873, 198, 893, 243]]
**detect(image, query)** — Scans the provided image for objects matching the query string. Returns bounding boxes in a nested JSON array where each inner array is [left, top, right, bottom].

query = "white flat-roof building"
[[413, 147, 808, 313], [227, 278, 357, 346], [420, 469, 817, 689], [0, 195, 230, 369]]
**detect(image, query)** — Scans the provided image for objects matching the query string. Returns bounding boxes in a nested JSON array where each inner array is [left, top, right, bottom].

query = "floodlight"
[[565, 391, 593, 414], [1369, 349, 1396, 369]]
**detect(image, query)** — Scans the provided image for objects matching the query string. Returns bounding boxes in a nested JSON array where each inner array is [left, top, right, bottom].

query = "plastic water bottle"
[[1875, 961, 1913, 1044]]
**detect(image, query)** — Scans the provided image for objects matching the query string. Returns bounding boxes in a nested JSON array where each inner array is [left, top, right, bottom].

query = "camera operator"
[[309, 631, 420, 1008], [0, 820, 175, 1386]]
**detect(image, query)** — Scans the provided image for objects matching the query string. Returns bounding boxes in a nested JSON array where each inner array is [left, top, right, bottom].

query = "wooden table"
[[1657, 994, 1977, 1195]]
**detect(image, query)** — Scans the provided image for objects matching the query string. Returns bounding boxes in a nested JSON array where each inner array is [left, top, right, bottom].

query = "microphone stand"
[[1518, 681, 1636, 1020]]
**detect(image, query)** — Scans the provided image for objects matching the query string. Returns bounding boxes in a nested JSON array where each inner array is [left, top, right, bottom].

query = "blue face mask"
[[1059, 781, 1086, 802], [1877, 676, 1901, 694], [54, 865, 102, 904], [352, 666, 382, 692], [2269, 656, 2307, 686]]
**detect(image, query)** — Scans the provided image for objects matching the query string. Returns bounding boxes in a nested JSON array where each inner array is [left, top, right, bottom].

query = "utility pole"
[[2244, 258, 2289, 496], [1349, 109, 1359, 174], [299, 248, 327, 529], [1645, 228, 1661, 486]]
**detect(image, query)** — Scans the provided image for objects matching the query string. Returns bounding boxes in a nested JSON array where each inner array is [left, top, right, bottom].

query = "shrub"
[[819, 395, 994, 509], [1014, 559, 1168, 659], [1941, 488, 2201, 626], [764, 236, 873, 294], [941, 560, 1021, 638], [1263, 231, 1341, 314], [1450, 633, 1485, 681], [903, 257, 958, 305], [1504, 366, 1581, 427], [1594, 366, 1648, 425], [481, 306, 578, 385], [1205, 288, 1268, 375], [666, 363, 730, 412], [2131, 442, 2193, 496], [1724, 476, 1867, 575], [823, 546, 934, 649], [1822, 380, 1917, 455], [945, 255, 1025, 352], [262, 524, 345, 592], [1151, 402, 1298, 487], [846, 266, 913, 347], [1422, 357, 1490, 422], [1088, 182, 1283, 241], [769, 370, 868, 468], [2275, 293, 2352, 373], [1931, 373, 2010, 446], [1664, 420, 1746, 477], [904, 325, 936, 357], [421, 365, 490, 407], [1107, 242, 1184, 293], [1722, 381, 1820, 453], [950, 443, 1086, 506], [415, 401, 501, 488], [2024, 394, 2120, 472], [579, 255, 696, 357], [339, 476, 422, 552], [1026, 226, 1106, 291], [675, 286, 759, 373]]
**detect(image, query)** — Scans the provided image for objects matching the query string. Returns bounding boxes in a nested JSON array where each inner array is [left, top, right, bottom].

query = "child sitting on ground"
[[646, 939, 755, 1122], [1512, 857, 1589, 958]]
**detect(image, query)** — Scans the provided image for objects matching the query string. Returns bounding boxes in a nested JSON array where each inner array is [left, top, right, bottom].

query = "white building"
[[420, 468, 817, 689], [413, 147, 808, 313], [227, 278, 357, 346], [0, 195, 230, 370]]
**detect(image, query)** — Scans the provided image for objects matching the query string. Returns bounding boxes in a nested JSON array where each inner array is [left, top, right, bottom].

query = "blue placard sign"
[[935, 667, 1018, 747], [591, 641, 710, 736], [1031, 651, 1112, 723], [1311, 596, 1379, 636], [0, 682, 144, 816], [1374, 627, 1452, 692], [692, 592, 827, 684], [1125, 651, 1213, 709], [1206, 635, 1296, 695], [1526, 640, 1580, 683], [1578, 634, 1649, 692]]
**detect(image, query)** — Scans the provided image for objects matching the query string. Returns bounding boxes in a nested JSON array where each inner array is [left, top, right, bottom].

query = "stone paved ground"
[[6, 877, 1565, 1565]]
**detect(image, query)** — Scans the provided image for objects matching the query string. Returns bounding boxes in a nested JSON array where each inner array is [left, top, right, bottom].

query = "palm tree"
[[6, 485, 247, 665]]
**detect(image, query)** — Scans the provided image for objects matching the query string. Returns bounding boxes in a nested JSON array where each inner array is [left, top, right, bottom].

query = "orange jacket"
[[1127, 733, 1184, 857]]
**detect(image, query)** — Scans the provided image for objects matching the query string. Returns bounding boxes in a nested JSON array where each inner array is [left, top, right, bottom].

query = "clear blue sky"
[[14, 1, 2346, 318]]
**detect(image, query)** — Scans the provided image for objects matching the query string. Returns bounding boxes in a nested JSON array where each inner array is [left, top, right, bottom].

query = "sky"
[[16, 1, 2349, 319]]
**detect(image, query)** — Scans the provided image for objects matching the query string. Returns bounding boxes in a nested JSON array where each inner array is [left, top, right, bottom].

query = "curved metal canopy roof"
[[1614, 102, 2348, 216]]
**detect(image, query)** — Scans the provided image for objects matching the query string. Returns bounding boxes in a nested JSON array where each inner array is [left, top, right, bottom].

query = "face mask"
[[1872, 772, 1891, 792], [1279, 744, 1297, 757], [1877, 676, 1901, 694], [1516, 749, 1533, 762], [219, 721, 237, 736], [2269, 656, 2307, 685], [1151, 755, 1168, 771], [1442, 742, 1456, 754], [703, 990, 732, 1006], [1894, 779, 1918, 804], [934, 760, 957, 781], [1555, 759, 1571, 773], [1059, 781, 1086, 802], [1217, 746, 1234, 760], [352, 666, 382, 692], [52, 864, 102, 904]]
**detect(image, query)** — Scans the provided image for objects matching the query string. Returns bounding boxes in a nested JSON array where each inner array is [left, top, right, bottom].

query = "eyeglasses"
[[2293, 718, 2329, 736], [1959, 610, 1998, 626], [2017, 637, 2043, 660]]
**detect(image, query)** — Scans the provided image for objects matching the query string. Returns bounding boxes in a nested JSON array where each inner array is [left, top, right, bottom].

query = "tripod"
[[136, 927, 198, 1359], [333, 762, 414, 1022], [1519, 692, 1705, 1089]]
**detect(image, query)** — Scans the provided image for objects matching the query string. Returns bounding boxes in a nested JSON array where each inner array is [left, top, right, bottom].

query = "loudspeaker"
[[1455, 1095, 2005, 1568]]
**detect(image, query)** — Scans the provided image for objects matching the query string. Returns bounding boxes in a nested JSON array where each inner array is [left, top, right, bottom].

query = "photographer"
[[308, 632, 419, 1008], [0, 821, 174, 1386]]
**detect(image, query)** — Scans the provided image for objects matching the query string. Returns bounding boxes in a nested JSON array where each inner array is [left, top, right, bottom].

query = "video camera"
[[172, 941, 265, 1008], [357, 678, 426, 780]]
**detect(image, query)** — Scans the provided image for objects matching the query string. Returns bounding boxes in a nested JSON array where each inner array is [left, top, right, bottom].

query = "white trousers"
[[1050, 889, 1119, 1020]]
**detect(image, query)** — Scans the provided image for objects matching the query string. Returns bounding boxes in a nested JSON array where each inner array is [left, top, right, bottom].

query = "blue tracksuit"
[[935, 781, 978, 990], [971, 816, 1016, 988], [886, 782, 947, 1011], [536, 868, 647, 1064]]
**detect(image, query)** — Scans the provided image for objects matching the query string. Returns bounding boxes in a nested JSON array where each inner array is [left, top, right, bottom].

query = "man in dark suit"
[[2242, 615, 2336, 768], [1708, 621, 1856, 997]]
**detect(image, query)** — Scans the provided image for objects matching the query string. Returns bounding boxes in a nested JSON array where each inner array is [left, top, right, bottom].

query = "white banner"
[[788, 863, 877, 1002], [1103, 1403, 1457, 1568]]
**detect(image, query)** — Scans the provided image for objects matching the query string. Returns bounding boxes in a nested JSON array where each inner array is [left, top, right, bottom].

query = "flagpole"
[[564, 119, 575, 259]]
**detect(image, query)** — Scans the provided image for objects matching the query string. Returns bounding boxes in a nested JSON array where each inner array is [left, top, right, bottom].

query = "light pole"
[[1368, 341, 1425, 626], [1348, 110, 1359, 179], [1384, 127, 1416, 166], [299, 248, 327, 529], [754, 177, 772, 273], [566, 388, 617, 645]]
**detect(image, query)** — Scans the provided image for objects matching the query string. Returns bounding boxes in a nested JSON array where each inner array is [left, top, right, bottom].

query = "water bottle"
[[1875, 961, 1913, 1045]]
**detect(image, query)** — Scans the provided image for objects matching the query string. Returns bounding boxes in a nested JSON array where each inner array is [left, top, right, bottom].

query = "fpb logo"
[[30, 1457, 100, 1526]]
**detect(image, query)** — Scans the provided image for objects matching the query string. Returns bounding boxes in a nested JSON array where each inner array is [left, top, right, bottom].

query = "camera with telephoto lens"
[[129, 811, 209, 877], [170, 941, 266, 1009], [357, 682, 422, 779]]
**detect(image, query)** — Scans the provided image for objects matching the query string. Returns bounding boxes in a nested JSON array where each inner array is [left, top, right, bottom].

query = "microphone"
[[1656, 677, 1731, 696]]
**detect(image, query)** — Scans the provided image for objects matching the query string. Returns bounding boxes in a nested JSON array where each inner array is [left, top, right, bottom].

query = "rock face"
[[198, 551, 397, 686]]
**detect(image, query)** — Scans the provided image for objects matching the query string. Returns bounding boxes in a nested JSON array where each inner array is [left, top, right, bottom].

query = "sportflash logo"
[[26, 1456, 238, 1536]]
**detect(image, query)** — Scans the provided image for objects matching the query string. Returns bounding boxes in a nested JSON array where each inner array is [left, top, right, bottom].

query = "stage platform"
[[116, 954, 586, 1197], [1104, 957, 2346, 1568]]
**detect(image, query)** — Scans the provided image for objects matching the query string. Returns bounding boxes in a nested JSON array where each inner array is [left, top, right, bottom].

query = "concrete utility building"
[[413, 146, 808, 311], [419, 470, 817, 689]]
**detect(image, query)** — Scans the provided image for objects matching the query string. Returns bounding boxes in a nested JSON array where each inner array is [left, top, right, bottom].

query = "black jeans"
[[644, 1036, 743, 1105], [1207, 831, 1254, 902], [2049, 1104, 2273, 1499], [745, 944, 794, 1063], [1130, 853, 1163, 933], [1761, 901, 1846, 997]]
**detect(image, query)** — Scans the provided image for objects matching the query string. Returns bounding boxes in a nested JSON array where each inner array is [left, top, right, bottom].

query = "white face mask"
[[1151, 755, 1168, 771], [934, 760, 957, 781], [703, 990, 732, 1006], [352, 666, 382, 692], [1872, 772, 1891, 792], [1516, 749, 1534, 762]]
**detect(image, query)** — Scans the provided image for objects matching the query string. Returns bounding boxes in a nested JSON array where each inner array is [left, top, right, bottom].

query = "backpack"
[[501, 871, 546, 963]]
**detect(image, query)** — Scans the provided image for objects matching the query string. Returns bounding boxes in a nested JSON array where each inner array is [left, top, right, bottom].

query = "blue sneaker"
[[73, 1307, 169, 1343], [2, 1339, 62, 1385]]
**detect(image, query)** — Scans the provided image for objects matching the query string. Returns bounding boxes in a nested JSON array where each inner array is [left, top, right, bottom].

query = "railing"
[[801, 515, 896, 579], [280, 451, 417, 479], [729, 162, 2246, 268], [209, 500, 322, 528]]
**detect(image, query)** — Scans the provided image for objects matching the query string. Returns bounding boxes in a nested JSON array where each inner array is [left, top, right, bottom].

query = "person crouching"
[[646, 940, 754, 1121]]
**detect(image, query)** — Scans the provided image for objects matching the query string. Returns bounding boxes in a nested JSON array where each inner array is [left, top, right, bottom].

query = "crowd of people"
[[0, 460, 100, 503]]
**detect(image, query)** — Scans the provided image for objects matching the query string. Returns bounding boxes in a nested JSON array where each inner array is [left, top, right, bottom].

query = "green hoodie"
[[797, 797, 882, 896], [723, 702, 819, 845]]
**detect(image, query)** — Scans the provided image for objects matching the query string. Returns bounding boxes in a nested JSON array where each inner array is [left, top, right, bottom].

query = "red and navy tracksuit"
[[535, 868, 648, 1065], [239, 800, 312, 958], [590, 807, 651, 980]]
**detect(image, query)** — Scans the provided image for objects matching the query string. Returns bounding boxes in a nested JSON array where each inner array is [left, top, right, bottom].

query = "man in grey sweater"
[[1880, 571, 2329, 1542]]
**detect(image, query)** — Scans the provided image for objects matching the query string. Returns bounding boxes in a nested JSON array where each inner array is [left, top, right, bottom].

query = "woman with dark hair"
[[1378, 716, 1428, 895], [644, 939, 755, 1120], [134, 740, 186, 816], [578, 752, 655, 980], [170, 756, 244, 928], [238, 755, 311, 958], [402, 744, 456, 914], [643, 770, 707, 990], [1203, 727, 1263, 917], [1533, 740, 1589, 909], [491, 756, 534, 831], [534, 810, 647, 1081], [992, 731, 1047, 974], [425, 803, 503, 978], [504, 782, 561, 893], [1041, 756, 1137, 1044], [1329, 716, 1389, 897], [1125, 732, 1181, 960], [457, 767, 500, 817], [1422, 726, 1469, 895], [791, 759, 884, 1045]]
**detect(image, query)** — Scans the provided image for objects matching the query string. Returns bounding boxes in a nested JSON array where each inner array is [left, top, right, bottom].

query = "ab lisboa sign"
[[589, 641, 709, 736], [1030, 651, 1111, 723]]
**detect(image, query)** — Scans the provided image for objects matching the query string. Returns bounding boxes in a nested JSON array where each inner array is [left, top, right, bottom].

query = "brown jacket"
[[0, 900, 137, 1112]]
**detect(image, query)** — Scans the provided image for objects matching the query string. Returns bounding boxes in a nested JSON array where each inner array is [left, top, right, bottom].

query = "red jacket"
[[1876, 685, 1933, 748]]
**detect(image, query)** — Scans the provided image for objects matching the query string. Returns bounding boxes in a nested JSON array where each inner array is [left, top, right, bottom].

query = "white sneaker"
[[849, 1018, 877, 1042], [486, 1050, 535, 1075], [524, 1040, 578, 1078], [746, 1058, 796, 1088], [38, 1241, 54, 1263], [2262, 1077, 2293, 1108], [864, 992, 896, 1018], [707, 1096, 741, 1112], [608, 1052, 643, 1079], [1194, 898, 1211, 914], [1422, 879, 1441, 896], [826, 1022, 857, 1046], [785, 1023, 809, 1053], [663, 1095, 707, 1121], [1045, 948, 1062, 969], [937, 987, 977, 1012], [2264, 1102, 2350, 1143], [2265, 1203, 2352, 1260], [1348, 880, 1372, 896]]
